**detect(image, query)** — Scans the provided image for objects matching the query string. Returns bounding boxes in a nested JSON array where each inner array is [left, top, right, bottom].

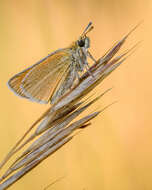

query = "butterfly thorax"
[[68, 37, 90, 73]]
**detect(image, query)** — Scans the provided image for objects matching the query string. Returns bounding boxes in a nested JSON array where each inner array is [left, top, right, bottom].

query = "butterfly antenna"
[[81, 22, 94, 37]]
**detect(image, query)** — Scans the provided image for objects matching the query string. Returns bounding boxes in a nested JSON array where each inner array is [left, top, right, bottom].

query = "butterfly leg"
[[84, 62, 95, 78], [87, 51, 96, 63], [79, 48, 95, 78], [75, 69, 81, 81], [80, 54, 94, 78]]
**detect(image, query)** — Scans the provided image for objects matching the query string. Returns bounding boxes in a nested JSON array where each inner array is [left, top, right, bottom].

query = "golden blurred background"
[[0, 0, 151, 189]]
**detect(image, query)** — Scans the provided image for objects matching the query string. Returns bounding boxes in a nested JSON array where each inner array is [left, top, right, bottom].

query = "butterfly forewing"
[[7, 62, 42, 98], [8, 49, 72, 104]]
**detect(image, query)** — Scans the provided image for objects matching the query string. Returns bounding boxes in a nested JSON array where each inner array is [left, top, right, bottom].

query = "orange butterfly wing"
[[8, 49, 72, 103]]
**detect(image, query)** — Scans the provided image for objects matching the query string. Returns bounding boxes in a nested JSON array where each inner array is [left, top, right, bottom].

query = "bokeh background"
[[0, 0, 151, 190]]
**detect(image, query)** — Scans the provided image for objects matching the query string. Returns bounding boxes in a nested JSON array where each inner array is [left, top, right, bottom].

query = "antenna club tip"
[[81, 22, 94, 37]]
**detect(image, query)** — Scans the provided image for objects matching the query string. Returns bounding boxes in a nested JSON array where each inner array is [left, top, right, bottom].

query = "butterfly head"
[[76, 22, 93, 49]]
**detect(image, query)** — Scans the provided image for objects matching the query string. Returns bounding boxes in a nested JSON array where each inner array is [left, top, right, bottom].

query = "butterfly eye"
[[78, 40, 85, 47]]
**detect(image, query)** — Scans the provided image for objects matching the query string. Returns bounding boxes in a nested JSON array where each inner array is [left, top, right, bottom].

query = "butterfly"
[[8, 22, 95, 104]]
